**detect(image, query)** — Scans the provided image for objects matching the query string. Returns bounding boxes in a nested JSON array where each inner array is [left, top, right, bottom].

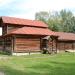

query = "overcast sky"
[[0, 0, 75, 19], [0, 0, 75, 35]]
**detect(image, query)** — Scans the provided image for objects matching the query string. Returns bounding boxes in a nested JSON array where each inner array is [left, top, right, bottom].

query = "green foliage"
[[35, 11, 49, 20], [60, 10, 73, 32], [35, 11, 49, 24], [35, 10, 75, 33], [60, 10, 73, 21]]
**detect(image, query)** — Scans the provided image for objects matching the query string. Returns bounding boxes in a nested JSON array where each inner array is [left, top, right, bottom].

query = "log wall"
[[0, 39, 3, 50], [14, 37, 41, 53], [57, 41, 75, 51], [4, 37, 12, 53], [7, 25, 22, 33]]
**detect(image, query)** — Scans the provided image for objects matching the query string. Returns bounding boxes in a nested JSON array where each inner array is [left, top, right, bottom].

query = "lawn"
[[0, 52, 75, 75]]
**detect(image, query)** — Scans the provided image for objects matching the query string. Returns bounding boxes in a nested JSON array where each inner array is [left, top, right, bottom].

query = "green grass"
[[0, 52, 75, 75]]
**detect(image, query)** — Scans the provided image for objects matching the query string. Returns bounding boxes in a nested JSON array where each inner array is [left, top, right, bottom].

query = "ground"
[[0, 52, 75, 75]]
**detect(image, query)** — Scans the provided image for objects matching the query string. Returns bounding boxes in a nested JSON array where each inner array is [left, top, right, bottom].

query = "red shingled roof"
[[55, 32, 75, 41], [7, 27, 56, 36], [1, 16, 48, 28]]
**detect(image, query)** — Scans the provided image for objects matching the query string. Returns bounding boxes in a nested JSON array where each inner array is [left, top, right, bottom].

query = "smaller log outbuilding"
[[55, 32, 75, 51]]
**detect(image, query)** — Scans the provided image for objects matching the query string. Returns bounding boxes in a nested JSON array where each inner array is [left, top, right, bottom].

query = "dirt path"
[[0, 72, 5, 75]]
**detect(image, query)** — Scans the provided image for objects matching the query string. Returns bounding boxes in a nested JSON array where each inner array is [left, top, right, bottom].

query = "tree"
[[35, 10, 75, 33], [35, 11, 49, 23], [69, 17, 75, 33], [60, 10, 73, 32], [35, 11, 62, 31], [60, 10, 73, 21]]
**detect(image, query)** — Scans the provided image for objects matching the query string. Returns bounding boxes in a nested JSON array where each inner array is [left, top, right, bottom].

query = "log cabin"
[[0, 16, 58, 55], [55, 32, 75, 51], [0, 16, 75, 55]]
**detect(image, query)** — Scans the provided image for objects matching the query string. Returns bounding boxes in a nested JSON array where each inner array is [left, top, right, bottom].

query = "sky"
[[0, 0, 75, 35], [0, 0, 75, 19]]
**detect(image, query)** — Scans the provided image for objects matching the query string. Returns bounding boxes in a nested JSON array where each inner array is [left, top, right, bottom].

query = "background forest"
[[35, 9, 75, 33]]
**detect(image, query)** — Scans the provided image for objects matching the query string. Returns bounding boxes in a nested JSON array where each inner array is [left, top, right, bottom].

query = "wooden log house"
[[0, 16, 58, 55], [0, 16, 75, 55]]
